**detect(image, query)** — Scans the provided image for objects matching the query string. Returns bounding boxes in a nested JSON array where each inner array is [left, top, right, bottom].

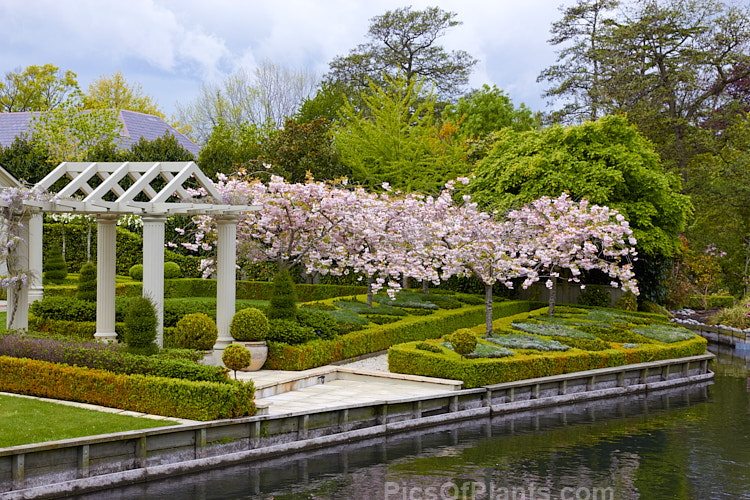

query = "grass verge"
[[0, 393, 178, 448]]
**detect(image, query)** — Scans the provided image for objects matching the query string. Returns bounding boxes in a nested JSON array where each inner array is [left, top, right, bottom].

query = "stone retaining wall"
[[0, 354, 714, 499]]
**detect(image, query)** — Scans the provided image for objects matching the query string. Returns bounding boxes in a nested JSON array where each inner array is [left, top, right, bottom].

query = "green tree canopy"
[[260, 118, 348, 183], [442, 84, 541, 138], [325, 6, 477, 101], [83, 71, 165, 119], [333, 75, 469, 193], [0, 64, 80, 112], [197, 119, 272, 181], [469, 115, 692, 260]]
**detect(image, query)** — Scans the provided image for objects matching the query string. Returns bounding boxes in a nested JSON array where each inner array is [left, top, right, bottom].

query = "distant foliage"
[[577, 285, 611, 308]]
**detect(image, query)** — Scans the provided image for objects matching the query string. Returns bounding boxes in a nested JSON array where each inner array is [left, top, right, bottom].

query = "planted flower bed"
[[388, 305, 708, 388]]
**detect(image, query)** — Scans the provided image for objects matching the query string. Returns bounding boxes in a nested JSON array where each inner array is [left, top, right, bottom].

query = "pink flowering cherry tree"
[[508, 193, 639, 315]]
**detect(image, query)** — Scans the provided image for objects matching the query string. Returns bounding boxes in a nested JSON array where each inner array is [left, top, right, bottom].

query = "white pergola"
[[7, 161, 258, 350]]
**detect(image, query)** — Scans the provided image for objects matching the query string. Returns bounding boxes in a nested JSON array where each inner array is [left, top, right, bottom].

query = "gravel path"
[[339, 353, 389, 372]]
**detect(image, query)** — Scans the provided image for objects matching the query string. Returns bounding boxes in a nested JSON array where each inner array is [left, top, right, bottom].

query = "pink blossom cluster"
[[184, 175, 639, 307]]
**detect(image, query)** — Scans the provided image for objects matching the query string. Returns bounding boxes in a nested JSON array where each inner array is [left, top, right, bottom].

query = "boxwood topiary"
[[44, 246, 68, 283], [267, 269, 298, 320], [129, 264, 144, 281], [77, 261, 97, 302], [448, 328, 478, 357], [164, 261, 181, 279], [222, 344, 252, 379], [174, 313, 218, 350], [123, 296, 158, 354], [230, 308, 269, 341], [296, 308, 339, 339]]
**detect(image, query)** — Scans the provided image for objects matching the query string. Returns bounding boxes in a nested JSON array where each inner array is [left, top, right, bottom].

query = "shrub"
[[0, 356, 255, 420], [129, 264, 144, 281], [416, 342, 443, 353], [614, 291, 638, 311], [639, 300, 671, 317], [174, 313, 218, 350], [267, 269, 298, 320], [0, 334, 229, 383], [44, 246, 68, 283], [164, 261, 181, 279], [124, 296, 158, 353], [709, 303, 750, 329], [267, 319, 317, 344], [230, 308, 269, 341], [30, 297, 96, 322], [447, 328, 478, 357], [223, 344, 252, 379], [577, 285, 611, 308], [296, 308, 339, 339], [77, 261, 97, 302]]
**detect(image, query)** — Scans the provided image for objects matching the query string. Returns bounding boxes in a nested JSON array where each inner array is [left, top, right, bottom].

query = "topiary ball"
[[164, 261, 181, 279], [129, 264, 144, 281], [77, 261, 97, 302], [448, 328, 478, 357], [222, 344, 252, 379], [124, 296, 158, 351], [230, 308, 269, 341], [174, 312, 218, 350]]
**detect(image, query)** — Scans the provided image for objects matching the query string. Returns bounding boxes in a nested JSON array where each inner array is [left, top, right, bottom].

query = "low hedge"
[[0, 356, 255, 420], [688, 295, 735, 310], [387, 309, 708, 388], [264, 301, 543, 371], [45, 278, 368, 302], [0, 334, 229, 383]]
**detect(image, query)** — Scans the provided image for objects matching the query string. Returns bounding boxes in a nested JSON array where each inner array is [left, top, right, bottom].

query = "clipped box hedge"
[[688, 295, 735, 310], [387, 309, 709, 388], [264, 301, 543, 371], [46, 278, 368, 302], [0, 334, 229, 384], [0, 356, 255, 421]]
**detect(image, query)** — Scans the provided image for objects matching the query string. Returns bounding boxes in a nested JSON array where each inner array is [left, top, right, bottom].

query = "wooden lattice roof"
[[24, 161, 255, 216]]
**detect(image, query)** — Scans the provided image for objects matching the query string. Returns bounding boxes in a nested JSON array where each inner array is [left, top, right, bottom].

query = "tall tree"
[[538, 0, 619, 124], [540, 0, 750, 174], [333, 75, 469, 193], [83, 71, 165, 118], [0, 64, 80, 112], [325, 6, 477, 101], [176, 60, 317, 144], [442, 84, 541, 138]]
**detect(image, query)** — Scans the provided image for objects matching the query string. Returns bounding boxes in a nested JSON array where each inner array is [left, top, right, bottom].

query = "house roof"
[[0, 110, 200, 157]]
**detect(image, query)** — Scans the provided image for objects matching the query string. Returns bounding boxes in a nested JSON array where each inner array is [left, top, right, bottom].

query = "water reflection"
[[75, 345, 749, 500]]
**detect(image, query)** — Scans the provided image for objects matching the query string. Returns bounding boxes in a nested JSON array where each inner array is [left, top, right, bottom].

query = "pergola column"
[[6, 214, 30, 331], [214, 216, 239, 350], [94, 215, 118, 342], [142, 216, 166, 348], [28, 212, 44, 304]]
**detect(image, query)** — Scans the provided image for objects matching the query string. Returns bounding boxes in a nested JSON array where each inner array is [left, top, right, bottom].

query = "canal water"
[[78, 344, 750, 500]]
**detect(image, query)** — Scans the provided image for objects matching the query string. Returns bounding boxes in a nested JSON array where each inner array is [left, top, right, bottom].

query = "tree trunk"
[[367, 276, 374, 308], [548, 277, 557, 316], [422, 280, 429, 294], [485, 283, 493, 335]]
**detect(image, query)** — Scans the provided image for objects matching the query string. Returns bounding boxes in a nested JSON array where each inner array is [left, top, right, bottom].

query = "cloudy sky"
[[0, 0, 571, 118]]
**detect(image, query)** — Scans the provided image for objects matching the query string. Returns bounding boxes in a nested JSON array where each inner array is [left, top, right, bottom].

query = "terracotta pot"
[[232, 340, 268, 371]]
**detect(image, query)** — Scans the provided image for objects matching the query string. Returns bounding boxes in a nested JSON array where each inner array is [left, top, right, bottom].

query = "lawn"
[[0, 394, 178, 448]]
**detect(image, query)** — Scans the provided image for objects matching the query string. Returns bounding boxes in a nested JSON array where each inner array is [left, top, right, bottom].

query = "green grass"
[[0, 312, 6, 334], [0, 394, 178, 448]]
